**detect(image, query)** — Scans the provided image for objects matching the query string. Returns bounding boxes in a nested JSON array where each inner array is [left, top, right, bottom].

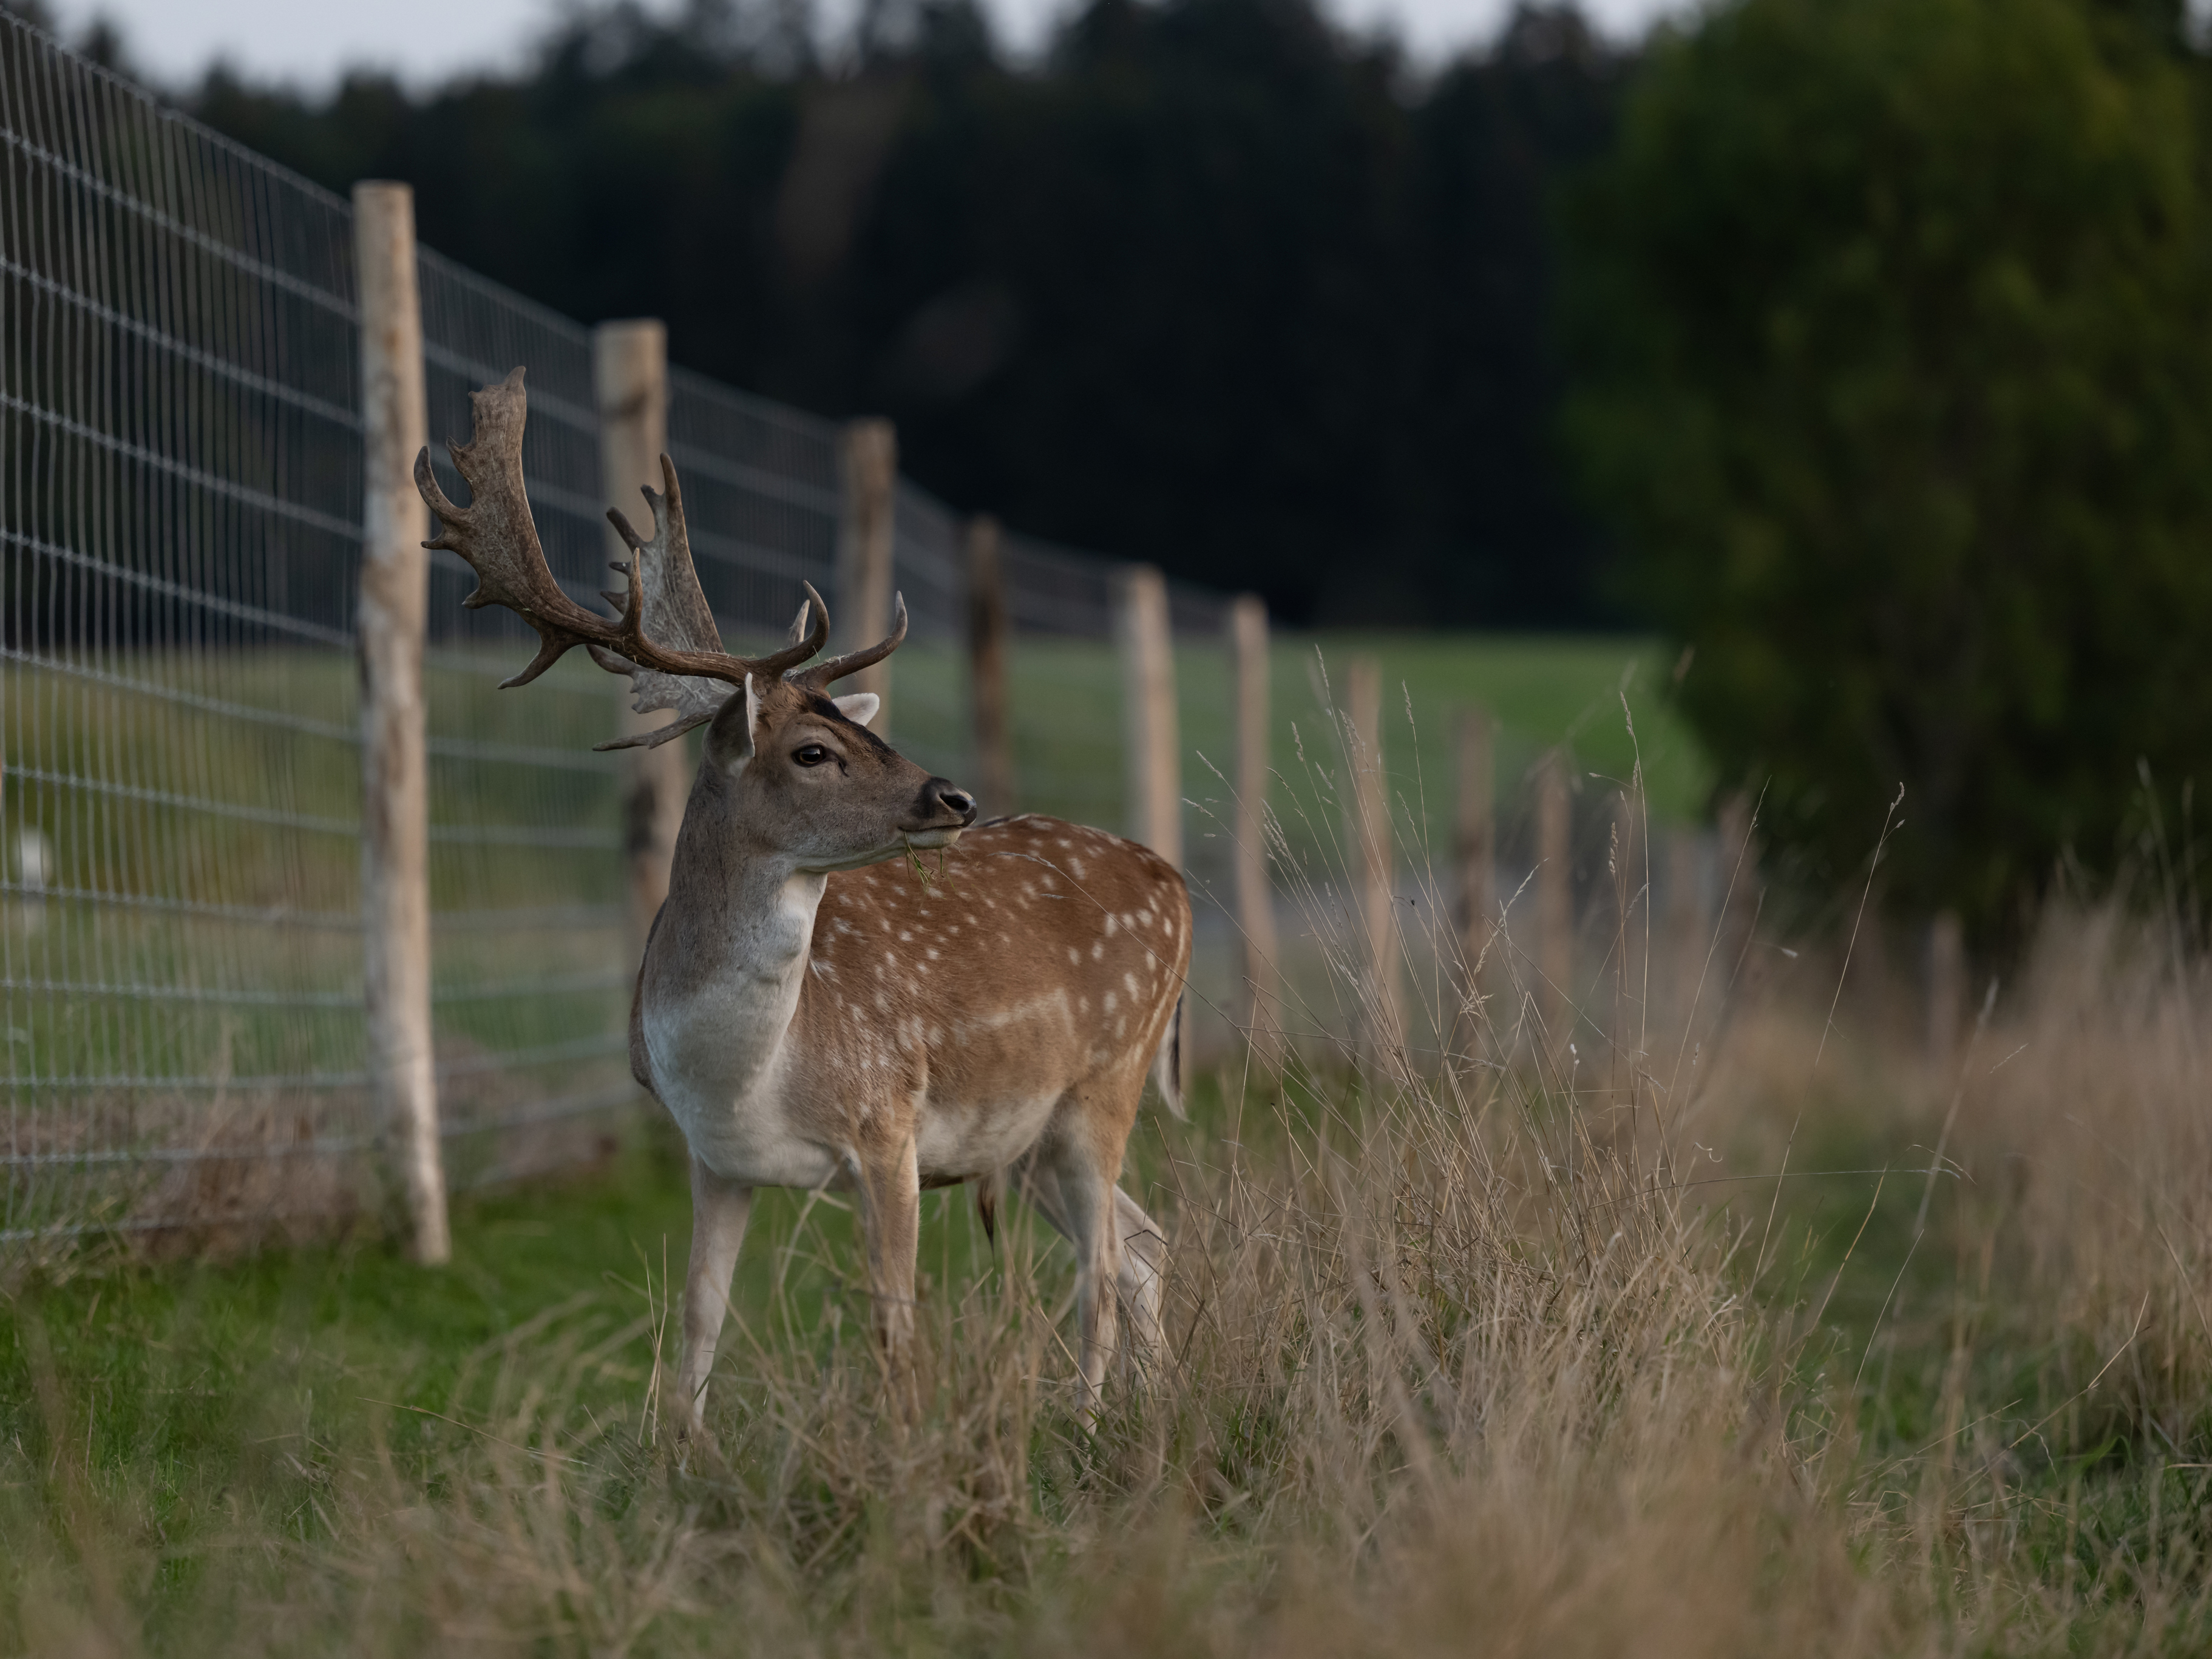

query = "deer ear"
[[832, 692, 880, 728], [705, 673, 762, 773]]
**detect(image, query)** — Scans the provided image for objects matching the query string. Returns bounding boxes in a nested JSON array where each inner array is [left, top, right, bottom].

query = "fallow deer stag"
[[415, 368, 1190, 1429]]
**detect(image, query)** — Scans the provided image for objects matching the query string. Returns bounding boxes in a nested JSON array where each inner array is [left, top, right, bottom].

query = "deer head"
[[413, 367, 976, 872]]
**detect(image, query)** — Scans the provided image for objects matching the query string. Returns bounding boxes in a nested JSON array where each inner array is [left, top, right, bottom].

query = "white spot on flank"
[[1103, 913, 1118, 936], [899, 930, 912, 942], [926, 947, 940, 960], [1104, 991, 1118, 1013], [1068, 947, 1081, 965], [1124, 972, 1140, 995]]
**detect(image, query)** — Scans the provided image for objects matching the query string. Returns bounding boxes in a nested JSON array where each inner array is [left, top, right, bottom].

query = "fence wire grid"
[[0, 15, 1248, 1250]]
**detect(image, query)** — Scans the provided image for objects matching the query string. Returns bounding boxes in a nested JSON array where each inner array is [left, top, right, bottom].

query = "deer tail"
[[1151, 994, 1187, 1119]]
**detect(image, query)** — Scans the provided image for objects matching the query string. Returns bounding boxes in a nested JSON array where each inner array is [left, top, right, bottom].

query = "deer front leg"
[[679, 1158, 753, 1437], [854, 1135, 922, 1414]]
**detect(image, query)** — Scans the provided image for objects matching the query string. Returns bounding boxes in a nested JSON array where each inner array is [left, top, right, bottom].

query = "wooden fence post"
[[1665, 829, 1705, 1028], [594, 320, 680, 971], [1714, 790, 1765, 1010], [966, 515, 1014, 815], [1455, 706, 1494, 986], [1611, 787, 1643, 1076], [1115, 565, 1181, 866], [1230, 595, 1280, 1062], [1535, 748, 1572, 1050], [354, 181, 448, 1265], [838, 418, 898, 733], [1927, 910, 1964, 1077], [1346, 657, 1400, 1067]]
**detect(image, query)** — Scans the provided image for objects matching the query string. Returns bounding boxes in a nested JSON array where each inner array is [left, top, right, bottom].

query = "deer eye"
[[793, 744, 832, 768]]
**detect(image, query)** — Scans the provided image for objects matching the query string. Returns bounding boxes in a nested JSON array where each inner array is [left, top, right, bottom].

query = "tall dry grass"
[[1946, 903, 2212, 1448]]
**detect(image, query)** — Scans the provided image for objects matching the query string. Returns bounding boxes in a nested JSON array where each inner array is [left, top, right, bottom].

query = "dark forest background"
[[67, 0, 1626, 629]]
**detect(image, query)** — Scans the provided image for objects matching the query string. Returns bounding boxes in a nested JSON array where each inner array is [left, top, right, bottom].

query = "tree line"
[[165, 0, 1626, 631]]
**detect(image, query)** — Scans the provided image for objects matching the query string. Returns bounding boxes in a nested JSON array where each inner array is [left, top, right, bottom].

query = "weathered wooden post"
[[1346, 657, 1400, 1066], [1715, 790, 1765, 1009], [594, 319, 682, 969], [354, 181, 449, 1264], [1927, 910, 1964, 1077], [1230, 594, 1280, 1062], [966, 515, 1014, 815], [838, 418, 899, 733], [1607, 787, 1649, 1080], [1535, 748, 1572, 1049], [1115, 565, 1181, 866], [1455, 706, 1494, 982], [1665, 829, 1705, 1028]]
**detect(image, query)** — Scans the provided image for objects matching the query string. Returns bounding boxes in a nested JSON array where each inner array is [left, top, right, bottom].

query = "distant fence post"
[[1455, 707, 1494, 991], [1230, 595, 1280, 1062], [1665, 829, 1705, 1026], [1927, 910, 1964, 1076], [354, 180, 448, 1266], [838, 418, 898, 733], [1115, 565, 1181, 866], [1346, 657, 1400, 1068], [1716, 791, 1760, 986], [594, 320, 680, 971], [1610, 788, 1642, 1077], [1535, 749, 1572, 1050], [966, 515, 1014, 815]]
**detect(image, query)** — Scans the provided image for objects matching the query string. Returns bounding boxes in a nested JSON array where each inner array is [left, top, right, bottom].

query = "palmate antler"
[[413, 367, 907, 748]]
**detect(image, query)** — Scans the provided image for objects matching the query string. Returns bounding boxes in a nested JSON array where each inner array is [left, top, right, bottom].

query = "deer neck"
[[642, 811, 824, 1107]]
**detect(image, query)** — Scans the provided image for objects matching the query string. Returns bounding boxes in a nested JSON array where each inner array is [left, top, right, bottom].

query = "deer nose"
[[923, 778, 977, 825]]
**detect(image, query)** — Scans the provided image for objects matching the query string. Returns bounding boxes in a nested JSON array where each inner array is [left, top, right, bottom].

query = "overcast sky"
[[44, 0, 1695, 90]]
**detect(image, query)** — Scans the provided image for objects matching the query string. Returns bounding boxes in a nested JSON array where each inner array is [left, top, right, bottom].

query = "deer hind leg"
[[679, 1158, 754, 1437], [1113, 1186, 1169, 1372], [853, 1133, 923, 1414], [1014, 1109, 1150, 1428]]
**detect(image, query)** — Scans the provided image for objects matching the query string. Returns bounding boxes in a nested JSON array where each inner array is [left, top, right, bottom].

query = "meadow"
[[7, 639, 2205, 1654]]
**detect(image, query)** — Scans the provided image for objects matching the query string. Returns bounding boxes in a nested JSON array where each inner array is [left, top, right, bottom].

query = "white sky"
[[44, 0, 1695, 92]]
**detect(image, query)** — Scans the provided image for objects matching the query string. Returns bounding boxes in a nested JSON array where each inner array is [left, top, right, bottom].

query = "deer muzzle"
[[901, 778, 978, 847]]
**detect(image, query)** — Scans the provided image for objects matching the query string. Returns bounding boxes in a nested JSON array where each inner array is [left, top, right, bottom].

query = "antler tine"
[[791, 591, 909, 690]]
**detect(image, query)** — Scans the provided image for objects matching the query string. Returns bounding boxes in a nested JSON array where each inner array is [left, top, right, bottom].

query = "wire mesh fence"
[[0, 13, 1267, 1254]]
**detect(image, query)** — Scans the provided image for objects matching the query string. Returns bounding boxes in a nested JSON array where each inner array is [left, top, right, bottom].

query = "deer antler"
[[413, 367, 829, 725], [789, 591, 909, 691]]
